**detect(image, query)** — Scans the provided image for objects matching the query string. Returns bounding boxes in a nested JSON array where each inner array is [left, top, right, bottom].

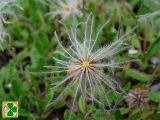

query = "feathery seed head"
[[0, 0, 22, 24], [47, 0, 82, 20], [0, 0, 22, 49], [126, 89, 148, 108], [138, 0, 160, 20], [48, 15, 136, 115]]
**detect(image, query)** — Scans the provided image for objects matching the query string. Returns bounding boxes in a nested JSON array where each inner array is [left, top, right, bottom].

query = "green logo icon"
[[5, 102, 17, 116], [2, 101, 18, 118]]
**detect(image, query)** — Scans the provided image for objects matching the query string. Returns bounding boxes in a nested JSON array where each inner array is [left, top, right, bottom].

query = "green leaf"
[[12, 79, 23, 97], [119, 108, 129, 115], [0, 61, 19, 81], [125, 69, 152, 82], [115, 110, 122, 120], [147, 37, 160, 58], [78, 96, 86, 113], [141, 109, 154, 120], [130, 111, 141, 120], [45, 89, 54, 104], [153, 114, 160, 120], [30, 45, 45, 69], [64, 109, 78, 120], [131, 37, 141, 49], [148, 92, 160, 102], [34, 32, 52, 55], [88, 3, 96, 15], [93, 110, 107, 120], [123, 82, 131, 91], [28, 0, 39, 23], [107, 90, 121, 104]]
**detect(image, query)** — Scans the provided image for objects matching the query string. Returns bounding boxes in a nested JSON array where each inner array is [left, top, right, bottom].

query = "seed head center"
[[64, 6, 73, 13], [82, 60, 90, 69]]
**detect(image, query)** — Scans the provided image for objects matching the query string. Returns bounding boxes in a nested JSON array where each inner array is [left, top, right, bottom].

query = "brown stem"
[[143, 38, 147, 54], [146, 64, 160, 88], [96, 0, 104, 15]]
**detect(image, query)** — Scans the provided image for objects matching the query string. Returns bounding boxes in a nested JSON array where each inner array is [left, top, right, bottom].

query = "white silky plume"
[[47, 15, 136, 119], [138, 0, 160, 20], [0, 0, 22, 48], [46, 0, 82, 20]]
